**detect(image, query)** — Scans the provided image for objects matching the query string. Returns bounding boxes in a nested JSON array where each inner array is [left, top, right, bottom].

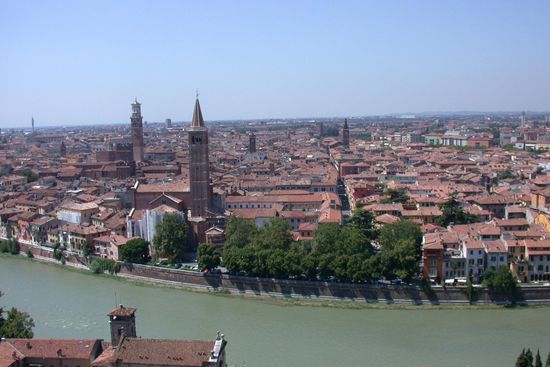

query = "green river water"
[[0, 256, 549, 367]]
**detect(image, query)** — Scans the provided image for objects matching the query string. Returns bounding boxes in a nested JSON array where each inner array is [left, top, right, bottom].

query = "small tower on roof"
[[108, 304, 137, 346]]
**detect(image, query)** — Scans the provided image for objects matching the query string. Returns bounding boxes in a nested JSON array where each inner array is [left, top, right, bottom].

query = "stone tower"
[[31, 116, 35, 133], [342, 119, 349, 148], [188, 97, 211, 218], [60, 141, 67, 157], [108, 305, 137, 346], [249, 132, 256, 153], [130, 99, 144, 163]]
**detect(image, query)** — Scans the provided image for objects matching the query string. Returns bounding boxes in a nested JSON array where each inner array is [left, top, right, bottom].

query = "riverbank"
[[5, 251, 550, 309], [4, 255, 549, 367]]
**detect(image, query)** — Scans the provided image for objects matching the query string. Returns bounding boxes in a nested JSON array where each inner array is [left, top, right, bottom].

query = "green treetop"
[[381, 188, 410, 204], [436, 193, 480, 227], [119, 238, 151, 264], [152, 213, 188, 264], [0, 290, 35, 338]]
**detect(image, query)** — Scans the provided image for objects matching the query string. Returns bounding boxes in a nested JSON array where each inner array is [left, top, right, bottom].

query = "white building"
[[57, 202, 99, 225], [127, 205, 185, 243]]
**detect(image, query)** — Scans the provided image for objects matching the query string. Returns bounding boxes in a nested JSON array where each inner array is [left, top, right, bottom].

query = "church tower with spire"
[[342, 119, 349, 148], [130, 99, 144, 163], [188, 97, 211, 218]]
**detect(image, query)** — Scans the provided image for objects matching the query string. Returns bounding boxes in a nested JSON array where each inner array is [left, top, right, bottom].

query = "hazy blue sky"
[[1, 0, 549, 127]]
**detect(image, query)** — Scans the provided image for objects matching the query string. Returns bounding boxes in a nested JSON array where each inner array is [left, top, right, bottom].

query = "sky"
[[1, 0, 550, 128]]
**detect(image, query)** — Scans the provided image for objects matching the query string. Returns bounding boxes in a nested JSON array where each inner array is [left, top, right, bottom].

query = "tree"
[[0, 239, 19, 254], [349, 208, 379, 241], [119, 238, 151, 264], [484, 265, 518, 303], [381, 188, 409, 204], [482, 267, 495, 286], [197, 244, 221, 271], [378, 220, 423, 281], [516, 348, 535, 367], [0, 291, 34, 338], [499, 167, 517, 180], [52, 242, 63, 261], [516, 349, 526, 367], [252, 217, 293, 250], [535, 350, 542, 367], [545, 350, 550, 367], [153, 213, 188, 264], [17, 169, 38, 183], [82, 240, 91, 258], [225, 216, 257, 249], [526, 349, 534, 367], [313, 223, 342, 255], [379, 219, 423, 250], [436, 194, 480, 227]]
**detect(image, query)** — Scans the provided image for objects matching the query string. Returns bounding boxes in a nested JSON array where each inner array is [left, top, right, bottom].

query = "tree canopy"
[[484, 265, 518, 302], [381, 188, 409, 204], [436, 194, 480, 227], [197, 244, 221, 271], [221, 211, 423, 283], [349, 208, 379, 241], [119, 238, 151, 264], [378, 220, 423, 281], [153, 213, 188, 264], [0, 290, 34, 338]]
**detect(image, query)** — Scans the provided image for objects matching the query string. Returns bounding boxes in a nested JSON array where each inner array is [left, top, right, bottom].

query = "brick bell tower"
[[342, 118, 349, 148], [188, 96, 211, 218], [130, 98, 144, 163]]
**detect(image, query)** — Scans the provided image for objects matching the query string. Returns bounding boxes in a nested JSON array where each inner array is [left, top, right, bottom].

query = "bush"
[[0, 240, 19, 255], [119, 238, 150, 264], [197, 244, 221, 271], [52, 243, 63, 261], [90, 258, 120, 274], [420, 279, 435, 298], [465, 277, 477, 304], [484, 266, 518, 303]]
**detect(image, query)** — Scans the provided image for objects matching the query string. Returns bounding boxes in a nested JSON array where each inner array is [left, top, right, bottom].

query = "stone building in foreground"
[[0, 305, 228, 367]]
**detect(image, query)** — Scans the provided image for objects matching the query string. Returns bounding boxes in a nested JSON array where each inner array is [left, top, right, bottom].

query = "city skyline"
[[2, 0, 550, 127]]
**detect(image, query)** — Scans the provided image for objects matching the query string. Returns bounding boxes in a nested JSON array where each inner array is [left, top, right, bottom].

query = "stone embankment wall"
[[18, 241, 85, 266], [15, 242, 550, 305], [117, 263, 550, 305]]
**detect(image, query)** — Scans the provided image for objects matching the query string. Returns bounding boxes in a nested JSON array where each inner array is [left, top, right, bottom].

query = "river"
[[1, 256, 549, 367]]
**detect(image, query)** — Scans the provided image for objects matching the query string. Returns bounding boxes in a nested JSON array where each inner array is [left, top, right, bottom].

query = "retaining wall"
[[13, 242, 550, 305]]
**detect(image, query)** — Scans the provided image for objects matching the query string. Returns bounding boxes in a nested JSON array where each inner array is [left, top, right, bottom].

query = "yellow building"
[[534, 213, 550, 233]]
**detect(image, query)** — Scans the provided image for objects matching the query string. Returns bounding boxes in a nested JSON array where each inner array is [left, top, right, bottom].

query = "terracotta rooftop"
[[4, 339, 99, 360], [108, 304, 136, 317], [97, 338, 217, 367]]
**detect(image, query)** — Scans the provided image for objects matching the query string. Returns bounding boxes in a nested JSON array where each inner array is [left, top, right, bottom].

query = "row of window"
[[226, 203, 272, 209]]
